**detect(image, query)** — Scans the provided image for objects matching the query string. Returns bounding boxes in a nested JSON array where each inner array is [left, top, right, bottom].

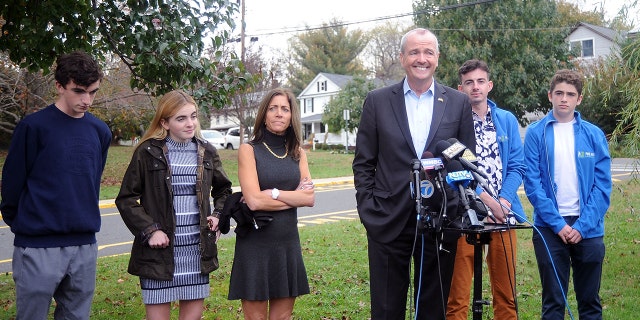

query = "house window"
[[570, 39, 594, 58], [320, 123, 326, 133], [305, 98, 314, 113], [317, 80, 327, 92]]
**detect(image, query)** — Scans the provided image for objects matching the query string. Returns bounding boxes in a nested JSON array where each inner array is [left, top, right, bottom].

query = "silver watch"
[[271, 188, 280, 200]]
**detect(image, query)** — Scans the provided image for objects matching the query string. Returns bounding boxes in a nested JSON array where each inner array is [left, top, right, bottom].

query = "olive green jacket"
[[116, 138, 232, 280]]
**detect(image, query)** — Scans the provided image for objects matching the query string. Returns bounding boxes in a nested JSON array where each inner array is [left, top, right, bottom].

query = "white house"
[[565, 22, 627, 61], [298, 72, 356, 147], [209, 91, 263, 131]]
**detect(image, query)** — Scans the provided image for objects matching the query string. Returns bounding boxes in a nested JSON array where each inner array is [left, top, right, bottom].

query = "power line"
[[245, 0, 500, 37]]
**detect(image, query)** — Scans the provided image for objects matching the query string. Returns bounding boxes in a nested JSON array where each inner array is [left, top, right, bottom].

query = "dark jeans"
[[532, 216, 605, 320]]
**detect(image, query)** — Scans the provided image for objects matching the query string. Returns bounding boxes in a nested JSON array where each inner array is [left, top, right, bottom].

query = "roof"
[[320, 72, 354, 88], [298, 72, 355, 98], [569, 22, 625, 42], [300, 113, 323, 124]]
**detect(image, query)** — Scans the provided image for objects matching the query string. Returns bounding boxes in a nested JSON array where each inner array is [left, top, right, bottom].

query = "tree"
[[234, 45, 284, 132], [0, 54, 54, 138], [0, 0, 252, 112], [574, 56, 629, 136], [611, 37, 640, 156], [90, 59, 157, 143], [554, 0, 637, 136], [556, 0, 606, 27], [413, 0, 572, 124], [322, 77, 379, 134], [287, 19, 369, 95], [364, 21, 411, 83], [208, 44, 283, 141]]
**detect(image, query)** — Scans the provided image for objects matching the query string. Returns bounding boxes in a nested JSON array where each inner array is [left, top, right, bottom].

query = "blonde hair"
[[139, 90, 202, 146], [251, 88, 303, 160]]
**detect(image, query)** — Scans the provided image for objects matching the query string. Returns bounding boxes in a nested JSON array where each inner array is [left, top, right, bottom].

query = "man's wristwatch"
[[271, 188, 280, 200]]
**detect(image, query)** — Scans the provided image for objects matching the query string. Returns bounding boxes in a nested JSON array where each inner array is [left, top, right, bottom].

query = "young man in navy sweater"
[[1, 51, 112, 319]]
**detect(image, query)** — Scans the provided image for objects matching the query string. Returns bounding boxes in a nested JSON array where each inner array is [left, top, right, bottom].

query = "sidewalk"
[[99, 176, 355, 209]]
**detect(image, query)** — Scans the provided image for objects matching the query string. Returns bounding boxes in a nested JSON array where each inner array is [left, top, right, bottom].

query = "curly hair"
[[549, 69, 583, 95], [55, 51, 103, 88]]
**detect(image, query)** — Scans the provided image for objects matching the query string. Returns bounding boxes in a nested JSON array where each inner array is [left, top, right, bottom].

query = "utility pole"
[[240, 0, 246, 63], [343, 109, 350, 153], [238, 0, 246, 143]]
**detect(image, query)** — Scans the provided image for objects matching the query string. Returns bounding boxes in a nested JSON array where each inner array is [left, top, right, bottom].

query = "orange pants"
[[447, 230, 517, 320]]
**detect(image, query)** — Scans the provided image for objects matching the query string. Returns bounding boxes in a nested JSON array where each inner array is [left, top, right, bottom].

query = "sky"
[[237, 0, 414, 56], [233, 0, 636, 57]]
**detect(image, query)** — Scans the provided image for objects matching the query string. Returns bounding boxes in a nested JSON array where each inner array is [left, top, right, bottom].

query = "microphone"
[[445, 138, 491, 181], [419, 151, 446, 208], [441, 139, 466, 161], [461, 148, 478, 164], [410, 159, 422, 201], [445, 164, 474, 189], [420, 151, 444, 178], [434, 140, 454, 160], [445, 160, 483, 229], [412, 152, 450, 230], [436, 139, 495, 197], [409, 159, 422, 219]]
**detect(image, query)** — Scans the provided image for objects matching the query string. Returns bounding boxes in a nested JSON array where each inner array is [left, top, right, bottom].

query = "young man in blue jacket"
[[0, 51, 111, 319], [447, 59, 525, 320], [524, 69, 611, 320]]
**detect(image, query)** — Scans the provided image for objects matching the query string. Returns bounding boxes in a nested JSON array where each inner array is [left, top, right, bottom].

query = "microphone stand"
[[431, 170, 446, 233], [457, 184, 483, 229], [411, 160, 422, 220]]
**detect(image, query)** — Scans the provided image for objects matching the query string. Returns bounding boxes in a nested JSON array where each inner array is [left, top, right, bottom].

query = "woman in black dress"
[[229, 88, 315, 319]]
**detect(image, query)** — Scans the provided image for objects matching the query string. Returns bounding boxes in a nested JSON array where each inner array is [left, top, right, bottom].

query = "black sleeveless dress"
[[228, 131, 310, 300]]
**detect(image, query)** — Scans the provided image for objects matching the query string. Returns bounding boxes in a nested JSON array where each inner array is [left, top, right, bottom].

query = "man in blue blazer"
[[353, 28, 475, 320]]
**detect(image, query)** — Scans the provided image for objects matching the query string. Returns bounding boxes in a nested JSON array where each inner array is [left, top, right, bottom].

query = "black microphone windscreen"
[[445, 159, 465, 172], [446, 137, 460, 145], [434, 140, 451, 158], [422, 151, 434, 159]]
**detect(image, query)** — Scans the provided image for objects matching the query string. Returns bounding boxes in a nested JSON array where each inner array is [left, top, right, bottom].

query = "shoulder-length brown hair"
[[138, 90, 203, 146], [251, 88, 303, 160]]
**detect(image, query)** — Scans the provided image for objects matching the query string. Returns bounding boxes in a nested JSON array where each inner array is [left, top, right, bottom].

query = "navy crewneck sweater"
[[0, 104, 112, 247]]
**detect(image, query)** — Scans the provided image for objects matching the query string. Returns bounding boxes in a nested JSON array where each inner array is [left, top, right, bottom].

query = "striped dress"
[[140, 137, 209, 304]]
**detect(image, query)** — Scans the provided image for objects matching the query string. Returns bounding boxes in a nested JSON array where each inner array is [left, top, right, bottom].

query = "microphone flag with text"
[[419, 151, 445, 211], [443, 159, 487, 229]]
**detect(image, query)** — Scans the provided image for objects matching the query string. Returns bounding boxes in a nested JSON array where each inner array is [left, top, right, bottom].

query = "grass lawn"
[[0, 181, 639, 319]]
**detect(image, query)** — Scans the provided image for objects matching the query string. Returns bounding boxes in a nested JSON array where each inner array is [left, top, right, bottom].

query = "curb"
[[98, 177, 355, 209]]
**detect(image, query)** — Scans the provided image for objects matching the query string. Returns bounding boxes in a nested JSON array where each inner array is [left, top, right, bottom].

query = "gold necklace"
[[262, 142, 288, 159]]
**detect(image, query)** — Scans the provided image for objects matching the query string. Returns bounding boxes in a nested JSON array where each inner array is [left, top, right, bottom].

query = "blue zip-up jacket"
[[478, 100, 526, 220], [523, 110, 611, 238]]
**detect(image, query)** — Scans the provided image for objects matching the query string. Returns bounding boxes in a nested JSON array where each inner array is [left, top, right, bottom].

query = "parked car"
[[201, 129, 225, 149], [223, 127, 249, 150]]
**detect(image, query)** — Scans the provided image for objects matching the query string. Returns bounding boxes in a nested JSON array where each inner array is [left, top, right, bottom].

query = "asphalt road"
[[0, 179, 358, 274], [0, 158, 637, 274]]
